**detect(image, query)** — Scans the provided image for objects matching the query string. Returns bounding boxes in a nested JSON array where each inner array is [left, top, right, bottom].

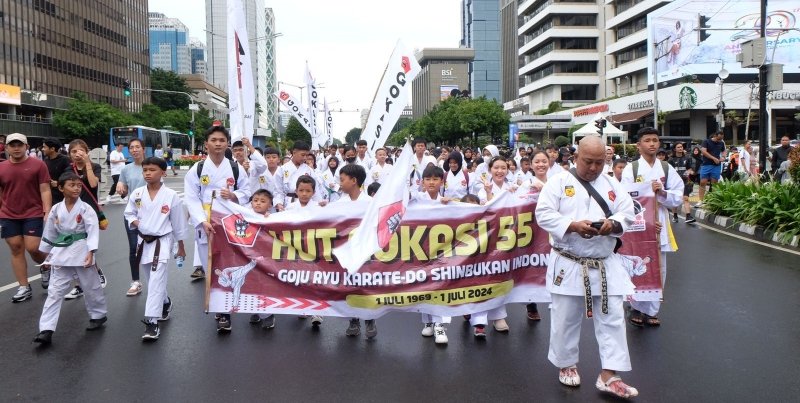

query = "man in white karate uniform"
[[184, 125, 251, 333], [272, 141, 324, 211], [620, 127, 684, 327], [232, 138, 273, 198], [535, 135, 639, 399]]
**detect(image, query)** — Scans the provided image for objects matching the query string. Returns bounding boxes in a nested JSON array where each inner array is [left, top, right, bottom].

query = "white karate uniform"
[[124, 185, 187, 322], [411, 191, 451, 325], [364, 162, 394, 188], [272, 161, 325, 207], [318, 168, 341, 202], [242, 151, 273, 196], [535, 171, 636, 371], [38, 199, 107, 332], [335, 192, 372, 203], [443, 169, 472, 199], [547, 162, 565, 178], [410, 155, 437, 192], [184, 158, 251, 272], [285, 199, 320, 211], [621, 157, 683, 317], [516, 170, 535, 186], [356, 154, 373, 171]]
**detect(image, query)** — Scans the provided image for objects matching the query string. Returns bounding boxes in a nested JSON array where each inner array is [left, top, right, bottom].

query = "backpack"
[[197, 158, 239, 191], [632, 160, 669, 184]]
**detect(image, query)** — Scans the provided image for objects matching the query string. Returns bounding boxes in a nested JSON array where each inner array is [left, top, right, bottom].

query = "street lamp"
[[716, 64, 729, 131]]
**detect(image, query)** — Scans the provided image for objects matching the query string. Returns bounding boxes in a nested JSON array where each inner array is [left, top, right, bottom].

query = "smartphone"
[[590, 221, 604, 230]]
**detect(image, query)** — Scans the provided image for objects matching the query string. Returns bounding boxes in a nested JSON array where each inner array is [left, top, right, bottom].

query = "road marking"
[[696, 222, 800, 256], [0, 275, 42, 293]]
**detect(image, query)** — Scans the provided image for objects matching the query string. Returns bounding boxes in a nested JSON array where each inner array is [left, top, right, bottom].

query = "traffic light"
[[188, 121, 195, 137], [595, 118, 607, 135], [698, 15, 711, 43], [123, 79, 131, 97]]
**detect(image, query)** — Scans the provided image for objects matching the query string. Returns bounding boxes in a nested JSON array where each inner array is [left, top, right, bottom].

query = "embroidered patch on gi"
[[135, 198, 142, 208], [554, 269, 565, 286], [161, 204, 170, 214], [76, 214, 82, 224], [226, 177, 235, 188], [635, 175, 644, 183], [200, 175, 210, 186], [259, 176, 266, 184], [565, 185, 575, 197], [608, 191, 616, 201]]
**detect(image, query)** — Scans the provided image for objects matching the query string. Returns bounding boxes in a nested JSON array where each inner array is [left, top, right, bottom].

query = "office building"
[[499, 0, 520, 103], [261, 7, 278, 134], [0, 0, 150, 138], [460, 0, 501, 101], [181, 74, 228, 122], [411, 48, 475, 118], [149, 12, 191, 74], [190, 38, 207, 77]]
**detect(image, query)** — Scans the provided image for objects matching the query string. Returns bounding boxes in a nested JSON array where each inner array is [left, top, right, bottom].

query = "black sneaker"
[[159, 298, 172, 321], [142, 320, 160, 340], [40, 265, 51, 289], [261, 314, 276, 330], [217, 314, 232, 333], [345, 318, 361, 336], [64, 286, 83, 300], [33, 330, 53, 344], [249, 314, 262, 324], [86, 317, 107, 331], [190, 267, 205, 280], [97, 268, 107, 289], [11, 285, 32, 303], [365, 320, 377, 339], [685, 214, 697, 224], [671, 213, 678, 223]]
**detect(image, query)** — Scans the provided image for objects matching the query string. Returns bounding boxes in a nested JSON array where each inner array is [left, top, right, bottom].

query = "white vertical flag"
[[227, 0, 255, 142], [361, 41, 421, 154], [333, 141, 414, 273], [275, 91, 314, 135], [323, 98, 333, 147], [304, 62, 323, 150]]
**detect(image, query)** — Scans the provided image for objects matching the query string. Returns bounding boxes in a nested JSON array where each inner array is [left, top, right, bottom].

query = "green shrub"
[[704, 181, 800, 242]]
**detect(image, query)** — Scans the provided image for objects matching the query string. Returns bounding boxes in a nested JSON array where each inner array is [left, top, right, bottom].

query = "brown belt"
[[554, 247, 608, 318], [136, 231, 169, 272]]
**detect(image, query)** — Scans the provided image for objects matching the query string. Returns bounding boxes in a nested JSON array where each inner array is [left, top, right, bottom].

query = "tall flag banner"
[[333, 141, 414, 273], [361, 41, 421, 154], [304, 62, 323, 150], [275, 90, 314, 134], [323, 98, 333, 147], [226, 0, 255, 142]]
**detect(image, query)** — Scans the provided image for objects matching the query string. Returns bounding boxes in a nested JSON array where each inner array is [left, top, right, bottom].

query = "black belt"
[[554, 247, 609, 318], [286, 192, 298, 202], [135, 230, 170, 272]]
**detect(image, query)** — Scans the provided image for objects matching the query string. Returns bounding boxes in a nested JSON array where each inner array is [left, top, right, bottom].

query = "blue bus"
[[109, 126, 191, 160]]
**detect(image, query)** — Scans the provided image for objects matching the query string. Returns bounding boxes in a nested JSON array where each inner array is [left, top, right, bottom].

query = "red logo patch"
[[226, 177, 235, 187], [401, 56, 411, 73], [222, 214, 259, 247], [279, 91, 289, 101], [377, 201, 405, 249], [608, 191, 616, 202], [161, 204, 170, 214], [76, 214, 82, 224]]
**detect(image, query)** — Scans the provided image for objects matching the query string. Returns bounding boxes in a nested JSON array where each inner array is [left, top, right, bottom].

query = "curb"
[[692, 208, 800, 249]]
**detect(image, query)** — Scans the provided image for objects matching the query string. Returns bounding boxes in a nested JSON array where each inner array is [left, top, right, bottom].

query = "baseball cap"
[[6, 133, 27, 144]]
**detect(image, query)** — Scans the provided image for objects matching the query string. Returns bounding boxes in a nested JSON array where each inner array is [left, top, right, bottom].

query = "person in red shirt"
[[0, 133, 52, 302]]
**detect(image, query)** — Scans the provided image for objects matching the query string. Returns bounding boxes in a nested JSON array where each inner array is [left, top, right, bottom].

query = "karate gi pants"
[[141, 261, 170, 322], [630, 251, 667, 317], [469, 305, 508, 327], [548, 293, 631, 372], [40, 265, 107, 332], [421, 314, 451, 324]]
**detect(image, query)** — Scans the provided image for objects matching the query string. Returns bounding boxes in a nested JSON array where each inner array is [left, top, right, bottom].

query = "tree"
[[150, 68, 193, 110], [411, 96, 509, 146], [554, 136, 570, 148], [345, 127, 362, 145], [331, 138, 343, 146], [284, 117, 311, 145], [53, 92, 132, 145]]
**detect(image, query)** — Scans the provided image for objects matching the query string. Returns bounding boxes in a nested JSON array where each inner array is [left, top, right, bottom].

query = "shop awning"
[[609, 109, 653, 124]]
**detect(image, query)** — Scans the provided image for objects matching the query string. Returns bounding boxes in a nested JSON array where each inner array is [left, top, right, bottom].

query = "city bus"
[[109, 126, 190, 160]]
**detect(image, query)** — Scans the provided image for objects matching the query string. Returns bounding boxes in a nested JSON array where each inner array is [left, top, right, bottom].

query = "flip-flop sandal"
[[595, 375, 639, 398], [628, 309, 644, 327], [645, 315, 661, 326]]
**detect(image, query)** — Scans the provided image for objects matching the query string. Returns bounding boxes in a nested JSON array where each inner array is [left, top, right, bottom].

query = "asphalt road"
[[0, 171, 798, 402]]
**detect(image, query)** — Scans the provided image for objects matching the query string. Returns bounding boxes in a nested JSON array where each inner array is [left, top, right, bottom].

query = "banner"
[[226, 0, 255, 142], [361, 40, 421, 154], [206, 187, 662, 317], [0, 84, 21, 105], [323, 98, 333, 147], [304, 62, 323, 150], [276, 90, 314, 134], [620, 183, 664, 302]]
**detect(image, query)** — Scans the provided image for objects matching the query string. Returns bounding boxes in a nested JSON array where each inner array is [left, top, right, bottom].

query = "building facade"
[[206, 0, 275, 136], [148, 12, 191, 74], [461, 0, 501, 101], [190, 38, 207, 77], [499, 0, 520, 103], [261, 7, 278, 134], [181, 74, 228, 122], [0, 0, 150, 138], [411, 48, 475, 119]]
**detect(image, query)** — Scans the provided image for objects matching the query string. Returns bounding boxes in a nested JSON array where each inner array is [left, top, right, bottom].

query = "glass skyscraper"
[[460, 0, 501, 101]]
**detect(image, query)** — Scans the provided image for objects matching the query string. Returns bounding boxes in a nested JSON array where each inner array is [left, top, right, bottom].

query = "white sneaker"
[[310, 315, 323, 326], [126, 281, 142, 296], [106, 195, 112, 203], [64, 286, 84, 300], [421, 322, 434, 337], [433, 323, 448, 344]]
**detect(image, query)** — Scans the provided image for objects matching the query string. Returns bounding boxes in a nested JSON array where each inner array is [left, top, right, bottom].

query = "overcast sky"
[[148, 0, 462, 139]]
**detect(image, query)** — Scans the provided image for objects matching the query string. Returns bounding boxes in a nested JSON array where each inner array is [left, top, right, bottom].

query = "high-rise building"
[[411, 48, 475, 119], [499, 0, 520, 104], [261, 8, 278, 134], [190, 38, 207, 77], [0, 0, 150, 138], [149, 12, 191, 74], [460, 0, 501, 101], [517, 0, 606, 111], [206, 0, 275, 135]]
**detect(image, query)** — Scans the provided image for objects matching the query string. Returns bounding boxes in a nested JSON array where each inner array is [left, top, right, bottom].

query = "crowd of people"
[[0, 126, 797, 399]]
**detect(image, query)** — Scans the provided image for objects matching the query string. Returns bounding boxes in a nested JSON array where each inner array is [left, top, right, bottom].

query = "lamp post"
[[716, 64, 729, 132]]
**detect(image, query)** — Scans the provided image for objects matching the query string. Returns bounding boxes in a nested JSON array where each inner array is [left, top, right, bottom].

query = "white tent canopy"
[[572, 113, 627, 144]]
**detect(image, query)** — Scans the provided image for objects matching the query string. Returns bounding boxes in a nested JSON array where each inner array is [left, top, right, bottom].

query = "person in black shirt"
[[42, 140, 71, 204], [771, 136, 791, 177], [668, 143, 696, 223], [698, 131, 725, 204]]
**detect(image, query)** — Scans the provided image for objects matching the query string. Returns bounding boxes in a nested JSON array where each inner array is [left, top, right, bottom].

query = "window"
[[561, 85, 597, 100], [559, 38, 596, 50], [617, 16, 647, 40], [557, 15, 596, 27], [559, 61, 597, 73], [615, 43, 648, 65]]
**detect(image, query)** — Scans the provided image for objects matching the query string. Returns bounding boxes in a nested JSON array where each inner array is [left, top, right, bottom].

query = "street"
[[0, 170, 798, 402]]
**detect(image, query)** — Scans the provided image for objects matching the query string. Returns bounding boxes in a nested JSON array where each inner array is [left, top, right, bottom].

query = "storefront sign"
[[573, 104, 609, 117], [628, 99, 654, 111], [678, 86, 697, 109], [0, 84, 21, 105]]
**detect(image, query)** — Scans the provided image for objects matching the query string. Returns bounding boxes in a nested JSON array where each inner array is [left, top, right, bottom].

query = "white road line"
[[696, 222, 800, 257], [0, 275, 42, 293]]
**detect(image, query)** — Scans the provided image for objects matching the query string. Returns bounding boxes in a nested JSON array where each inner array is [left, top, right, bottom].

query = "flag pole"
[[204, 190, 216, 313]]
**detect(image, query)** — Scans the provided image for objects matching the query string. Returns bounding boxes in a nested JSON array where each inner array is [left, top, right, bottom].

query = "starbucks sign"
[[678, 86, 697, 109]]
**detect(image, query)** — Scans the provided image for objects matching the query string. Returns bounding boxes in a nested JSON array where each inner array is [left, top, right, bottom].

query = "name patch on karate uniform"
[[564, 185, 575, 197]]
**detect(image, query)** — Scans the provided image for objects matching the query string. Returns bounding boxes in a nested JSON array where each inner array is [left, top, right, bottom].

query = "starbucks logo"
[[679, 86, 697, 109]]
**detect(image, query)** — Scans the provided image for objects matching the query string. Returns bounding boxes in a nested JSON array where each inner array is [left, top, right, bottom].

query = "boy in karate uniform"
[[273, 141, 324, 211], [124, 157, 187, 341], [34, 172, 107, 345]]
